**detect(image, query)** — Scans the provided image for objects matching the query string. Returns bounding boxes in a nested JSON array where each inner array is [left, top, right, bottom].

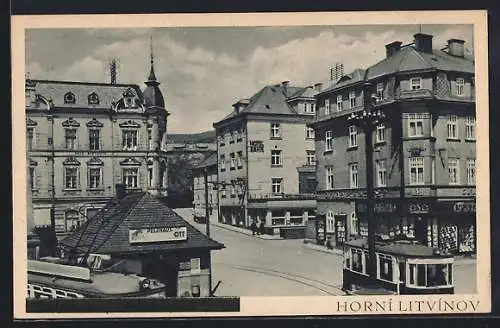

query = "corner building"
[[213, 82, 319, 237], [26, 59, 170, 239], [310, 34, 476, 254]]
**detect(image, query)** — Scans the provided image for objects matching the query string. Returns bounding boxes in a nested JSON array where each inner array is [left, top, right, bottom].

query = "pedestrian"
[[250, 221, 257, 236], [259, 221, 265, 235]]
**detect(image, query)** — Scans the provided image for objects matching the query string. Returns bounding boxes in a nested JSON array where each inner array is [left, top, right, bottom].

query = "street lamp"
[[347, 82, 385, 283]]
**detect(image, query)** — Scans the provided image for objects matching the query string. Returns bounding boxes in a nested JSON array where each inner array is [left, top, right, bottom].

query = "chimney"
[[385, 41, 402, 57], [447, 38, 465, 57], [116, 183, 126, 199], [414, 33, 433, 53], [314, 83, 323, 92], [281, 81, 290, 96]]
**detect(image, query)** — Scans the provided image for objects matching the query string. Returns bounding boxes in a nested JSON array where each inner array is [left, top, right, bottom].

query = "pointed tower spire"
[[147, 35, 158, 83]]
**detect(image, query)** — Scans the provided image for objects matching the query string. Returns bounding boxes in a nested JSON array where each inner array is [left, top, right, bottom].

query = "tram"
[[342, 237, 455, 295], [27, 256, 167, 299]]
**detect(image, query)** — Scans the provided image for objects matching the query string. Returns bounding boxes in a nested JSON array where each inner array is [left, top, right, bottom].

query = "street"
[[174, 208, 477, 297]]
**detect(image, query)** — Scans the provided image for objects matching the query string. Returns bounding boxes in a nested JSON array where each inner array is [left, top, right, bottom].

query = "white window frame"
[[348, 125, 358, 148], [88, 128, 100, 151], [408, 113, 424, 137], [350, 212, 358, 235], [376, 82, 384, 100], [237, 151, 243, 168], [306, 150, 316, 166], [122, 129, 138, 151], [326, 211, 335, 233], [148, 165, 153, 187], [349, 91, 356, 109], [456, 77, 465, 96], [270, 123, 281, 139], [326, 166, 334, 190], [447, 115, 459, 139], [271, 178, 283, 194], [147, 126, 153, 150], [466, 116, 476, 140], [377, 253, 394, 282], [65, 210, 82, 232], [306, 127, 315, 139], [88, 166, 103, 189], [325, 130, 333, 152], [467, 159, 476, 185], [409, 157, 425, 186], [336, 95, 343, 112], [375, 123, 386, 143], [410, 77, 422, 90], [64, 166, 79, 190], [376, 160, 387, 187], [271, 150, 282, 167], [349, 163, 358, 188], [448, 158, 460, 185], [325, 98, 330, 115], [431, 157, 436, 185], [65, 128, 77, 150], [122, 167, 139, 188]]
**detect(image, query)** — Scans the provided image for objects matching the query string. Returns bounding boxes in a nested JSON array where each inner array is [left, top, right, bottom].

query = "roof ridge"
[[31, 79, 140, 88]]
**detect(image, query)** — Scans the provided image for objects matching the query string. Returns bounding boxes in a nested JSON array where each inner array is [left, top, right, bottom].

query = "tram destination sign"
[[129, 226, 188, 244]]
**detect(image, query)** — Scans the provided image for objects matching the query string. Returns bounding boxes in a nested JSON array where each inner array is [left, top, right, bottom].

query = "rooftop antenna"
[[330, 62, 344, 83]]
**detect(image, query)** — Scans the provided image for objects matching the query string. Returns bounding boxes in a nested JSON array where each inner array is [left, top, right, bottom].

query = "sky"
[[25, 24, 474, 133]]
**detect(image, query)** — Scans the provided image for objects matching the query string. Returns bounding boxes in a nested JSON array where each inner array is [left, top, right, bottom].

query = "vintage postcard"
[[11, 10, 490, 318]]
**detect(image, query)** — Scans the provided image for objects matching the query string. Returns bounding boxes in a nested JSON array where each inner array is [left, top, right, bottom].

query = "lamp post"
[[347, 82, 385, 283]]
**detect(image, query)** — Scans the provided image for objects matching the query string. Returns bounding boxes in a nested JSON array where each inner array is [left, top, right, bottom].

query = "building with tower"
[[310, 33, 476, 254], [26, 45, 170, 239]]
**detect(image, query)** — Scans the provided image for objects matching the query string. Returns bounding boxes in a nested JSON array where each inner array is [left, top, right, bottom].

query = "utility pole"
[[348, 82, 385, 284]]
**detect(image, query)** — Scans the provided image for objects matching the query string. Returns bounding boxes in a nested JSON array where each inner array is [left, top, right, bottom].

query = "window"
[[431, 157, 436, 185], [122, 130, 138, 151], [88, 129, 100, 150], [448, 158, 460, 185], [350, 212, 358, 235], [65, 129, 77, 150], [230, 185, 236, 198], [147, 125, 153, 150], [409, 157, 425, 185], [326, 166, 334, 190], [306, 127, 315, 139], [376, 160, 387, 187], [376, 82, 384, 100], [336, 95, 343, 112], [466, 116, 476, 140], [447, 115, 459, 139], [408, 113, 424, 137], [326, 211, 334, 233], [236, 130, 243, 142], [399, 262, 406, 283], [64, 167, 79, 189], [467, 159, 476, 185], [270, 123, 281, 139], [325, 99, 330, 115], [122, 168, 139, 188], [348, 125, 357, 148], [65, 210, 81, 232], [349, 91, 356, 109], [376, 123, 386, 143], [237, 151, 243, 169], [27, 127, 34, 150], [325, 130, 333, 152], [378, 254, 393, 282], [271, 178, 283, 194], [220, 155, 226, 172], [306, 150, 316, 166], [64, 92, 76, 104], [29, 167, 36, 190], [271, 150, 282, 167], [88, 93, 99, 105], [351, 249, 365, 274], [221, 187, 227, 198], [456, 78, 465, 96], [410, 77, 422, 90], [88, 167, 102, 189], [309, 103, 316, 113], [229, 133, 235, 144], [230, 153, 236, 170], [219, 136, 225, 147], [349, 163, 358, 188], [148, 166, 153, 187], [408, 263, 453, 287]]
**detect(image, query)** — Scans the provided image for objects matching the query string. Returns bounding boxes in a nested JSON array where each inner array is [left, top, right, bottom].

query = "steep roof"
[[288, 86, 319, 99], [60, 192, 224, 255], [321, 68, 367, 93], [30, 80, 144, 109], [193, 151, 217, 170]]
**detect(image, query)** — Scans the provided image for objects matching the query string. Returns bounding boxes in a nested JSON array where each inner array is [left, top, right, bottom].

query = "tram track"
[[214, 262, 345, 296]]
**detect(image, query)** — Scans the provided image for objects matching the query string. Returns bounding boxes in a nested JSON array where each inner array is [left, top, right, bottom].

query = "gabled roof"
[[288, 86, 318, 99], [193, 151, 217, 170], [60, 192, 224, 254], [29, 80, 144, 109]]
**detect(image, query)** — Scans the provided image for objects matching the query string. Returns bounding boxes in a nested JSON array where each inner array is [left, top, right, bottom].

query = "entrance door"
[[334, 215, 347, 247], [414, 217, 428, 245]]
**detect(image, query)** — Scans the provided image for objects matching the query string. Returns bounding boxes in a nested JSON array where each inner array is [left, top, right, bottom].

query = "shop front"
[[435, 200, 476, 254]]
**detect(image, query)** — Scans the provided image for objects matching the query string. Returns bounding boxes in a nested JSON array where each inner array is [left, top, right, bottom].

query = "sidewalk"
[[211, 221, 283, 240], [302, 242, 477, 265]]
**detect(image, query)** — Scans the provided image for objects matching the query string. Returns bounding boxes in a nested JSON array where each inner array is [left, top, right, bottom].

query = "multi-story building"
[[191, 151, 218, 221], [311, 33, 476, 254], [26, 57, 169, 238], [213, 81, 320, 237]]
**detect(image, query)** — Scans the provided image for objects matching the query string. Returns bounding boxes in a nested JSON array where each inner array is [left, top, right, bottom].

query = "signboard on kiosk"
[[129, 226, 188, 244]]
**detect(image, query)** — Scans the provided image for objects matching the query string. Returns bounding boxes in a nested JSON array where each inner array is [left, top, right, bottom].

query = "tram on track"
[[342, 238, 455, 295]]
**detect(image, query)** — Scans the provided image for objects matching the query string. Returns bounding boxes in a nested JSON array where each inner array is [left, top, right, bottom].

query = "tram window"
[[378, 254, 393, 281], [426, 264, 449, 287], [409, 264, 416, 284], [399, 262, 406, 283], [345, 250, 351, 269], [448, 263, 453, 284], [352, 249, 364, 273], [417, 264, 426, 286]]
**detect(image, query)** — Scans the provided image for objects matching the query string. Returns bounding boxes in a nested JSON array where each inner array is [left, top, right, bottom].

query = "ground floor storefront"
[[316, 197, 476, 255]]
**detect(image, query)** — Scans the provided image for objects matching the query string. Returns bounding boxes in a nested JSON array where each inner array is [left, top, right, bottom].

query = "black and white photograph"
[[11, 11, 490, 317]]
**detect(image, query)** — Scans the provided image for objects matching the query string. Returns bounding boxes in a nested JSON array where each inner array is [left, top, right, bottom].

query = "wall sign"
[[190, 258, 201, 274], [129, 226, 187, 244], [356, 202, 398, 213], [250, 141, 264, 152], [408, 202, 430, 213], [453, 202, 476, 213]]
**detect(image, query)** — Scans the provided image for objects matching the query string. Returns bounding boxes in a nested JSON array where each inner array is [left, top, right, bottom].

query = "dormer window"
[[456, 78, 465, 96], [88, 92, 99, 105], [64, 92, 76, 104], [410, 77, 422, 90], [376, 82, 385, 100], [122, 88, 137, 108]]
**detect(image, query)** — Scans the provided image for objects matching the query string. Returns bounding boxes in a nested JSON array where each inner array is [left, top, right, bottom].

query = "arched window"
[[64, 92, 76, 104], [88, 92, 100, 105]]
